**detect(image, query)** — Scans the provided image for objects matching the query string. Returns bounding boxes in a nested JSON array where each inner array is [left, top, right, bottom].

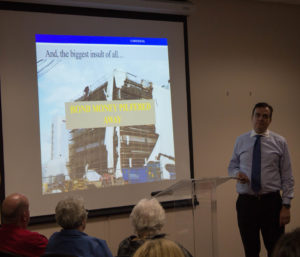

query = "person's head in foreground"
[[55, 196, 88, 231], [130, 198, 165, 238], [272, 228, 300, 257], [1, 193, 30, 228], [133, 238, 185, 257]]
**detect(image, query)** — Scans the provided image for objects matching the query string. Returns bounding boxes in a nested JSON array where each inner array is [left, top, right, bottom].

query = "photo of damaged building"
[[43, 70, 175, 193]]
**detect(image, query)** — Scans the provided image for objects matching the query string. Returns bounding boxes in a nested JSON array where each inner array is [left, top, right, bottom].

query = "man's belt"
[[239, 191, 280, 200]]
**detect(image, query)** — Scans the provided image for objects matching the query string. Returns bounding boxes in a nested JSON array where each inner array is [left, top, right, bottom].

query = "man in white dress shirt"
[[228, 102, 294, 257]]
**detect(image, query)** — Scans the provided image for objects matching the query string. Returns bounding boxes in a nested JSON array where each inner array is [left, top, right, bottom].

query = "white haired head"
[[130, 198, 165, 237]]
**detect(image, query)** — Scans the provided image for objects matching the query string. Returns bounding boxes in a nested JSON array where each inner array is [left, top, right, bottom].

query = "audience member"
[[45, 196, 113, 257], [132, 238, 185, 257], [0, 193, 48, 257], [272, 228, 300, 257], [117, 198, 192, 257]]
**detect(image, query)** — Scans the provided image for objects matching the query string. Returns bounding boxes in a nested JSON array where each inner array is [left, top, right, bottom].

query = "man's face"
[[252, 107, 272, 134]]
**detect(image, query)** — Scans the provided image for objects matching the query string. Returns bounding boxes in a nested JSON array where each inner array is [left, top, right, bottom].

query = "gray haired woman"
[[117, 198, 193, 257], [45, 196, 113, 257]]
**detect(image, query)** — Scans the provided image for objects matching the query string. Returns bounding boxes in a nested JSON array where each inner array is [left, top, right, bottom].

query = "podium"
[[154, 177, 232, 257]]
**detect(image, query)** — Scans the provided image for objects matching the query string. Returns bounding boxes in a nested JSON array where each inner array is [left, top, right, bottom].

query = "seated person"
[[133, 238, 185, 257], [117, 198, 192, 257], [45, 196, 113, 257], [0, 193, 48, 257], [272, 228, 300, 257]]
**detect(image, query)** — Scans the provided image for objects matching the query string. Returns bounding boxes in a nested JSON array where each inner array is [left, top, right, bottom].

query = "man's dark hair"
[[272, 228, 300, 257], [251, 102, 273, 119]]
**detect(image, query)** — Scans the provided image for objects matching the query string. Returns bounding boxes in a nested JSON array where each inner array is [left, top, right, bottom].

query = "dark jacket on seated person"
[[117, 234, 193, 257], [46, 229, 113, 257]]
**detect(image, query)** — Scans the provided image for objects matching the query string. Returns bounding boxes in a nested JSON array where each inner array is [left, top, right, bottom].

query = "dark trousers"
[[236, 192, 284, 257]]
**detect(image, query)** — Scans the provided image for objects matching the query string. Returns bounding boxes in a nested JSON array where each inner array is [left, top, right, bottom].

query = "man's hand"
[[236, 172, 250, 184], [280, 206, 291, 226]]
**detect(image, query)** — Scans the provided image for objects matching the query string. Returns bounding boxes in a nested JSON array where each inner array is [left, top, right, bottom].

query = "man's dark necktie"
[[251, 135, 262, 193]]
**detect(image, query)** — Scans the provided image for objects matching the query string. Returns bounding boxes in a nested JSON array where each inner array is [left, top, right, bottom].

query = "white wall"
[[188, 0, 300, 256]]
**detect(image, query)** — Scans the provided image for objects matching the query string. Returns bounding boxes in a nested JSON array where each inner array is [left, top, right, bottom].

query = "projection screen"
[[0, 3, 192, 219]]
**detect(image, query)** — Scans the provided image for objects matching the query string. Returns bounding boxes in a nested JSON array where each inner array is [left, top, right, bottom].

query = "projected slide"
[[35, 34, 175, 195]]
